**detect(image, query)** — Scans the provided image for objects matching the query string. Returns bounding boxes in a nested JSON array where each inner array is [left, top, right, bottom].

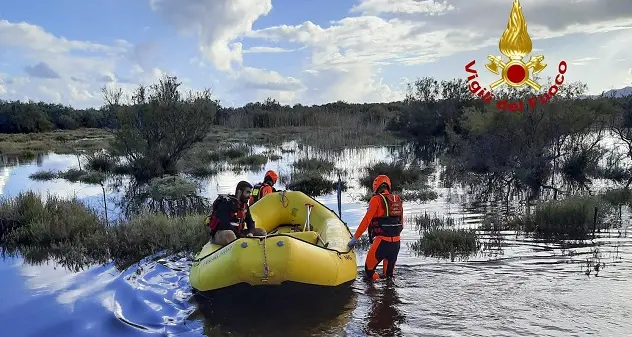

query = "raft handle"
[[303, 203, 314, 232], [316, 233, 329, 248]]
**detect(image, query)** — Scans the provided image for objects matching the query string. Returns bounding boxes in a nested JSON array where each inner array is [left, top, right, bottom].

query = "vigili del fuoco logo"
[[464, 0, 568, 112]]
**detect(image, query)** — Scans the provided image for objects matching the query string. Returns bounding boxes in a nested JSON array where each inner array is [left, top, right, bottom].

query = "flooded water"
[[1, 144, 632, 337]]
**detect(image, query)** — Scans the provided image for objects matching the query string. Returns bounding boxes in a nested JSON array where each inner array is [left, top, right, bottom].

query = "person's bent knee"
[[252, 228, 266, 236], [214, 230, 237, 245]]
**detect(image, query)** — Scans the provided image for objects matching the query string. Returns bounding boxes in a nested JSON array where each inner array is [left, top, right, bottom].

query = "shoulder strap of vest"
[[212, 194, 230, 212], [377, 193, 390, 217]]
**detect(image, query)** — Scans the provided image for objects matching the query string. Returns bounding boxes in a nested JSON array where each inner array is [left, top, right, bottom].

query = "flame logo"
[[499, 0, 532, 60], [485, 0, 546, 90]]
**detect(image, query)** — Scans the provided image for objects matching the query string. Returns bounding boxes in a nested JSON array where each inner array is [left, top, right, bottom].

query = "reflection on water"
[[193, 283, 357, 336], [3, 236, 631, 337], [362, 280, 405, 337], [1, 146, 632, 336]]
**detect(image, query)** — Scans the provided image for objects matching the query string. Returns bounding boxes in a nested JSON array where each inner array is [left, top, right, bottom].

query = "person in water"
[[249, 169, 278, 206], [348, 175, 404, 280], [206, 181, 267, 245]]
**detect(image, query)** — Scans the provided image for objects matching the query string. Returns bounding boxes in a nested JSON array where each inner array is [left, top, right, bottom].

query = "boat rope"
[[280, 190, 288, 208], [262, 233, 269, 281]]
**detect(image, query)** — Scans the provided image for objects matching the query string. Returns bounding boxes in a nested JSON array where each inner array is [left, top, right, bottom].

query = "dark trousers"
[[364, 236, 400, 280]]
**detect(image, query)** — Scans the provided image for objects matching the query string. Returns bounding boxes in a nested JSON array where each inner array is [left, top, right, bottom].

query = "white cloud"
[[0, 18, 173, 108], [251, 16, 484, 69], [351, 0, 455, 15], [245, 0, 632, 101], [243, 46, 295, 54], [4, 0, 632, 107], [149, 0, 272, 72], [231, 67, 305, 103], [571, 57, 599, 66], [313, 65, 406, 103], [148, 0, 307, 102], [0, 20, 126, 55]]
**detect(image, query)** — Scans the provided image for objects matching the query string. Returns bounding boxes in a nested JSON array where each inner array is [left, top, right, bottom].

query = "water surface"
[[1, 147, 631, 337]]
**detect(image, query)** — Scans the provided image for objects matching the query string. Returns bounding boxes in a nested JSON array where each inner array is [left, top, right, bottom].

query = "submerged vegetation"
[[502, 195, 615, 240], [0, 128, 112, 155], [359, 162, 438, 202], [0, 191, 207, 271], [408, 213, 480, 261], [281, 157, 347, 196], [1, 74, 632, 270]]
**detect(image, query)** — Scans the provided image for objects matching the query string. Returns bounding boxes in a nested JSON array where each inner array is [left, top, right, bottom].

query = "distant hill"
[[576, 86, 632, 99], [600, 86, 632, 98]]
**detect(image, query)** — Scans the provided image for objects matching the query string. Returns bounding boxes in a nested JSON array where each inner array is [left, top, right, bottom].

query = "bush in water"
[[508, 195, 615, 240], [0, 191, 208, 271]]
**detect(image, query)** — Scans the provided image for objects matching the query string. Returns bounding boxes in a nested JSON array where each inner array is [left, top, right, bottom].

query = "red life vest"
[[205, 195, 247, 234], [369, 193, 403, 239]]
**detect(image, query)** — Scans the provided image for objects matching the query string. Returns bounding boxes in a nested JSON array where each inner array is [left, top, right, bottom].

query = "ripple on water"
[[108, 254, 198, 335], [3, 146, 632, 336]]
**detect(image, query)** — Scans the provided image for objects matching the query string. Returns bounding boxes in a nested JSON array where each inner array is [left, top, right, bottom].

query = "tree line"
[[0, 81, 402, 134], [6, 75, 632, 206]]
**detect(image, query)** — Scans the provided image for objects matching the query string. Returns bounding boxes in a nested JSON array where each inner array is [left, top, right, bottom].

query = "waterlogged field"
[[1, 141, 631, 337]]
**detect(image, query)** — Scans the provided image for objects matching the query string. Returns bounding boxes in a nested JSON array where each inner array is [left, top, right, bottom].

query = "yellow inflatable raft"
[[189, 191, 358, 292]]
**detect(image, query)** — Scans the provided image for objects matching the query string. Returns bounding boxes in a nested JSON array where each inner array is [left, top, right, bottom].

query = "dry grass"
[[0, 128, 113, 155]]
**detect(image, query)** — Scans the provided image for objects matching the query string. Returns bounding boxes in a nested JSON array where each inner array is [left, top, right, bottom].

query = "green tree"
[[104, 75, 219, 181]]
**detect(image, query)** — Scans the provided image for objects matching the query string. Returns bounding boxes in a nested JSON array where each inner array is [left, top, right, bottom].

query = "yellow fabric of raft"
[[189, 190, 358, 292]]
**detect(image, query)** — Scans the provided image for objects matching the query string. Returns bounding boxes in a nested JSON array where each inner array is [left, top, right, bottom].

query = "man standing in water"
[[348, 175, 403, 280], [206, 181, 267, 245]]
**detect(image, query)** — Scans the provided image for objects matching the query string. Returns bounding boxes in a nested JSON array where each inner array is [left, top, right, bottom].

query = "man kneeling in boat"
[[206, 181, 267, 245], [348, 174, 403, 280]]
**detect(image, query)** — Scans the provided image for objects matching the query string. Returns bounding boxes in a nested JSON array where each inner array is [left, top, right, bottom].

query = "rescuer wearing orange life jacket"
[[348, 175, 404, 280], [249, 170, 278, 206], [205, 181, 267, 246]]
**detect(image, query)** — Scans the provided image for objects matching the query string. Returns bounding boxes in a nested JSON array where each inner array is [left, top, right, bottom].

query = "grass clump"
[[122, 176, 209, 217], [408, 213, 480, 261], [0, 192, 110, 268], [412, 213, 456, 232], [358, 162, 438, 202], [29, 168, 108, 185], [507, 196, 614, 240], [600, 188, 632, 208], [400, 189, 438, 202], [0, 191, 209, 271], [208, 145, 250, 162], [293, 158, 335, 173], [107, 213, 207, 268], [85, 151, 118, 172], [0, 128, 113, 156], [360, 161, 432, 191], [284, 171, 347, 196], [58, 168, 86, 182], [29, 171, 57, 181], [261, 150, 282, 161], [231, 154, 268, 169], [410, 228, 480, 261]]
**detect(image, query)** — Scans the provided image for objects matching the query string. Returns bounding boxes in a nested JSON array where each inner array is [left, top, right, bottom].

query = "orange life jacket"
[[249, 182, 276, 205], [369, 193, 403, 239]]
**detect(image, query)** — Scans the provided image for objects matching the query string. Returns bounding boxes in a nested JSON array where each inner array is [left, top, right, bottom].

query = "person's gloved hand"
[[348, 237, 358, 248]]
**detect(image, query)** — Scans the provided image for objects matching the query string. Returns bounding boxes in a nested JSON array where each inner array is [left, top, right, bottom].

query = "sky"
[[0, 0, 631, 109]]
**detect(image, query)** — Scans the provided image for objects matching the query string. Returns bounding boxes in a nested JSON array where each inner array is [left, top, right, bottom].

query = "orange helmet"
[[372, 175, 391, 193], [264, 170, 278, 185]]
